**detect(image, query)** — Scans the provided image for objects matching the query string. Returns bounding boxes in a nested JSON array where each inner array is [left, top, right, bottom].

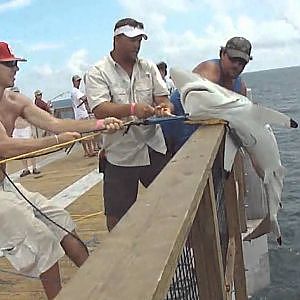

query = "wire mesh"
[[165, 238, 200, 300]]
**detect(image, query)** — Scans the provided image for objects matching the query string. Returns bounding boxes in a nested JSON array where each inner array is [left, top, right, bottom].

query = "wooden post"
[[234, 151, 247, 233], [191, 174, 227, 300], [224, 168, 248, 300]]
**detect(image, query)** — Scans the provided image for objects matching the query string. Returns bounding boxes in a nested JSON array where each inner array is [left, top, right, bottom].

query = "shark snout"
[[290, 119, 298, 128]]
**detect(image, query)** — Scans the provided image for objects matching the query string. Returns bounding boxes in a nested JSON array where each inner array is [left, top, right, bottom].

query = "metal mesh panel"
[[212, 144, 229, 268], [165, 238, 200, 300], [166, 139, 229, 299]]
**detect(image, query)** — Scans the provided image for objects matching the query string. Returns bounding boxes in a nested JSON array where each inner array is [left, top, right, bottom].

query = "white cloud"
[[67, 49, 90, 75], [15, 48, 91, 100], [0, 0, 31, 12], [118, 0, 300, 72], [33, 64, 54, 76], [29, 42, 64, 52]]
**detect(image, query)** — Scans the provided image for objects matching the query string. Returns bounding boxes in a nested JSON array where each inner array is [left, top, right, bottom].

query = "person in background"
[[156, 61, 175, 94], [34, 89, 52, 137], [11, 87, 41, 177], [34, 89, 52, 113], [85, 17, 173, 231], [71, 74, 97, 157], [0, 41, 123, 299]]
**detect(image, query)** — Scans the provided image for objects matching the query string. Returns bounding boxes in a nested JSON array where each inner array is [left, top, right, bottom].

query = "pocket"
[[135, 78, 153, 104], [111, 87, 128, 103]]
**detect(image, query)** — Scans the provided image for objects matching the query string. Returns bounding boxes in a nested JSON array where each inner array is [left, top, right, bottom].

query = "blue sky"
[[2, 0, 300, 100]]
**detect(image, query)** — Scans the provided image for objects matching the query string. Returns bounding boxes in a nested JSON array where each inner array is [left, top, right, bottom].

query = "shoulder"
[[6, 90, 30, 106], [193, 59, 220, 82], [137, 58, 157, 72], [88, 56, 110, 76]]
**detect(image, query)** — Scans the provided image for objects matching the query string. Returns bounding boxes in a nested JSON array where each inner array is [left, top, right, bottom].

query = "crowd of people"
[[0, 16, 253, 299]]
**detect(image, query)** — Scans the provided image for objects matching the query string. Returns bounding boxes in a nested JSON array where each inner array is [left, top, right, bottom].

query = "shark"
[[170, 68, 298, 244]]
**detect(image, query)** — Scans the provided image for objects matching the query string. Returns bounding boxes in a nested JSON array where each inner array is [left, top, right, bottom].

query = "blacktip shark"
[[170, 68, 298, 245]]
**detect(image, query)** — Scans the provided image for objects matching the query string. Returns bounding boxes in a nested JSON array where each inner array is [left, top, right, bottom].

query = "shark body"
[[170, 68, 298, 243]]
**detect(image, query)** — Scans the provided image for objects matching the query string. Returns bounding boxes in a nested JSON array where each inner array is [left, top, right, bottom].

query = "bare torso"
[[0, 90, 25, 181]]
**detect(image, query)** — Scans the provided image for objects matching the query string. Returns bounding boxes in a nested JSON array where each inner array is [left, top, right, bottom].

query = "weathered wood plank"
[[57, 125, 225, 300]]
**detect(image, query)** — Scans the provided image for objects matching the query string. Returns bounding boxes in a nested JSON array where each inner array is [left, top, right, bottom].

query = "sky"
[[2, 0, 300, 100]]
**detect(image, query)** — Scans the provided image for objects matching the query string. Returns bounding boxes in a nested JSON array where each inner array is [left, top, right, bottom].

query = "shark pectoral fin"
[[224, 132, 239, 172], [184, 118, 227, 125], [255, 105, 293, 127]]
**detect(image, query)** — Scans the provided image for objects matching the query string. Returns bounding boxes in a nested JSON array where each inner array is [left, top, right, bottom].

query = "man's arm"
[[0, 121, 80, 158], [19, 94, 122, 134], [240, 80, 247, 97]]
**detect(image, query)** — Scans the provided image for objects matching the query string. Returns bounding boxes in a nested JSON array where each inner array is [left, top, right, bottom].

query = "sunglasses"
[[0, 60, 18, 68]]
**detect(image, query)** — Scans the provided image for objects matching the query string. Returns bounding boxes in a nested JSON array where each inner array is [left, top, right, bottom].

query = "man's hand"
[[134, 103, 155, 119], [104, 117, 123, 132], [154, 103, 173, 117]]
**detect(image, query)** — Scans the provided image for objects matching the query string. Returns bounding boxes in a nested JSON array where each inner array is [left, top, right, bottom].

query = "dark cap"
[[157, 61, 167, 70], [224, 37, 252, 63]]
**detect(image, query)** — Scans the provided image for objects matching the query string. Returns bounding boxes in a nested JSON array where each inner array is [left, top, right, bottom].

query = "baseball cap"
[[72, 74, 81, 81], [34, 89, 42, 96], [224, 37, 252, 63], [0, 42, 27, 62]]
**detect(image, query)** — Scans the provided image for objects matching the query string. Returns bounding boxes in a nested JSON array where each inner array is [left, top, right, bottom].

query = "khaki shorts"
[[0, 180, 75, 277]]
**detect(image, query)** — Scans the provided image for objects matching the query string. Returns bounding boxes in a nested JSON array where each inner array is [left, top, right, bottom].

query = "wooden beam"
[[57, 125, 225, 300], [191, 174, 227, 300], [224, 169, 248, 300], [225, 237, 236, 299]]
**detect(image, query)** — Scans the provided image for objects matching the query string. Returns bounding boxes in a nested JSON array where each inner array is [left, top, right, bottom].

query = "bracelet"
[[95, 119, 105, 130], [130, 103, 136, 116], [54, 134, 59, 144]]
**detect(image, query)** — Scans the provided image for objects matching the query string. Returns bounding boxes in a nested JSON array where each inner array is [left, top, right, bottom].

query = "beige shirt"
[[85, 55, 169, 167]]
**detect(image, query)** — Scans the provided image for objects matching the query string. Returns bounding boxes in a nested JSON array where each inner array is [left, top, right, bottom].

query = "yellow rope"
[[0, 132, 101, 165], [74, 211, 103, 222]]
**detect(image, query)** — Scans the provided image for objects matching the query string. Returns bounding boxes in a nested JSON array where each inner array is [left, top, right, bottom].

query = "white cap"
[[114, 25, 148, 40]]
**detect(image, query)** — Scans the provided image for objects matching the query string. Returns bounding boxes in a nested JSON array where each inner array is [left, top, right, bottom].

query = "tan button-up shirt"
[[85, 55, 169, 167]]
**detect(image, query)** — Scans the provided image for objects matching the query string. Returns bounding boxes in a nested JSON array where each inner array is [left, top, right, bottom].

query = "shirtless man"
[[193, 36, 252, 96], [0, 41, 123, 299]]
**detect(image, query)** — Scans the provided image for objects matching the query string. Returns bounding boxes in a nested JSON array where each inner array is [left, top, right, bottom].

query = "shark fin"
[[254, 104, 294, 127], [224, 131, 239, 172]]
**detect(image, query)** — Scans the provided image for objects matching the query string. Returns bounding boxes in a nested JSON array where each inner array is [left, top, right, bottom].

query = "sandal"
[[20, 170, 31, 177], [32, 169, 41, 175]]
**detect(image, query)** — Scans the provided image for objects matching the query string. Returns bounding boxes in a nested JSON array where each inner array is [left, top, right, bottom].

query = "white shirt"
[[71, 87, 89, 120], [86, 55, 169, 167]]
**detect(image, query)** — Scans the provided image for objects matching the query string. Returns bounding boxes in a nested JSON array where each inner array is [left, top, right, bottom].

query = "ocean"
[[243, 66, 300, 299]]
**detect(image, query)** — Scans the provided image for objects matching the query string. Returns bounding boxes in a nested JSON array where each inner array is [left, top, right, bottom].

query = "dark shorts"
[[103, 148, 169, 219]]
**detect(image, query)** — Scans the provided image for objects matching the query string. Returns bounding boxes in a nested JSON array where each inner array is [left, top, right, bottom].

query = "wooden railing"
[[57, 124, 248, 300]]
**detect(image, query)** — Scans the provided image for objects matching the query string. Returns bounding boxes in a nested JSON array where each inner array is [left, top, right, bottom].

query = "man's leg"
[[40, 262, 62, 300], [60, 230, 89, 267], [81, 141, 89, 156], [103, 161, 139, 231], [106, 215, 119, 231]]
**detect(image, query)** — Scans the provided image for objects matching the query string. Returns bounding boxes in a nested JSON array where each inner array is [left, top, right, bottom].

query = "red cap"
[[0, 42, 27, 62]]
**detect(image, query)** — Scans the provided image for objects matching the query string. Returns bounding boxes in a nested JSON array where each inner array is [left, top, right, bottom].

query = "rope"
[[0, 132, 101, 165], [73, 211, 103, 222]]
